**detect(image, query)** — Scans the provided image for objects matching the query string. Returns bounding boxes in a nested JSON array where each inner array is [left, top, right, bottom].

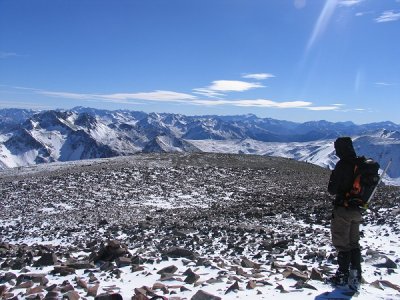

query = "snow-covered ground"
[[0, 153, 399, 300]]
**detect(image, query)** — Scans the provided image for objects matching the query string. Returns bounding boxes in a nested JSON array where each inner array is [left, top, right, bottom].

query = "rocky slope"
[[0, 153, 399, 299]]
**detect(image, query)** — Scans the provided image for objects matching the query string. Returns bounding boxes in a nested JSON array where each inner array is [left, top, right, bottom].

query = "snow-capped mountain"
[[0, 107, 399, 182]]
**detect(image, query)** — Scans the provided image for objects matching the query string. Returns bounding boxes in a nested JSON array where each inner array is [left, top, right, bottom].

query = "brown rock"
[[16, 280, 34, 289], [63, 290, 80, 300], [246, 280, 257, 289], [225, 281, 240, 294], [116, 257, 132, 268], [131, 295, 149, 300], [75, 277, 88, 289], [241, 258, 260, 269], [51, 266, 76, 276], [26, 286, 45, 295], [95, 293, 123, 300], [60, 284, 74, 293], [34, 252, 58, 267], [86, 284, 99, 297], [157, 265, 178, 275], [0, 285, 8, 297], [184, 269, 200, 284], [164, 247, 197, 260], [191, 290, 222, 300], [310, 267, 324, 281]]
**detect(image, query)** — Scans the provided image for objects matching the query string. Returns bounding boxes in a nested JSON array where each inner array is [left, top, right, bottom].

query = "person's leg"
[[331, 207, 352, 284], [349, 211, 362, 281]]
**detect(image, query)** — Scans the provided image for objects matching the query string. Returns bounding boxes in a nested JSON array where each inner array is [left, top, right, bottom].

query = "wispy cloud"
[[355, 11, 373, 17], [338, 0, 364, 7], [37, 90, 197, 103], [0, 52, 19, 59], [0, 100, 49, 110], [294, 0, 306, 9], [242, 73, 275, 80], [192, 88, 225, 98], [374, 82, 395, 86], [306, 0, 338, 52], [375, 10, 400, 23], [4, 85, 345, 111], [35, 88, 332, 110], [191, 99, 312, 108]]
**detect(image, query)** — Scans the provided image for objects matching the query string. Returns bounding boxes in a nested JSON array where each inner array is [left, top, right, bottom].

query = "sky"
[[1, 0, 400, 124]]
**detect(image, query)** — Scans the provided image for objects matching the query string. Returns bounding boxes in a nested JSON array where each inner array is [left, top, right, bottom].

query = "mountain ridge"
[[1, 107, 399, 182]]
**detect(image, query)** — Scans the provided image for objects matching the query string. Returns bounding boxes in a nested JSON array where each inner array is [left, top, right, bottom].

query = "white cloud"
[[242, 73, 275, 80], [207, 80, 264, 92], [338, 0, 364, 7], [375, 10, 400, 23], [306, 106, 340, 111]]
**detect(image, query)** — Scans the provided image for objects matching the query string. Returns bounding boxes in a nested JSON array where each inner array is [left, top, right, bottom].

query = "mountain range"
[[0, 107, 399, 182]]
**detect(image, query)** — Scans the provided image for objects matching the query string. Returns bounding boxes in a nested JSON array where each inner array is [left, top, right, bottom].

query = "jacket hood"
[[334, 137, 357, 160]]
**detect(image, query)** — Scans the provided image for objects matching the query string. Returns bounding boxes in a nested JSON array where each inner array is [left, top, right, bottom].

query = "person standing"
[[328, 137, 362, 288]]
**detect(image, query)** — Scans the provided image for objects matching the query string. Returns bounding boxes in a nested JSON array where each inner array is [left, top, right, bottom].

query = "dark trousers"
[[331, 206, 362, 252]]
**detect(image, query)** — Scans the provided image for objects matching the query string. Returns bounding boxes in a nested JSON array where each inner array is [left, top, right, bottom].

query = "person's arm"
[[328, 168, 339, 195]]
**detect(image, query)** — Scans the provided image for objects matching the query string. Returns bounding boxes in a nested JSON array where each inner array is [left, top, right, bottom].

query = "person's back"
[[328, 137, 357, 205]]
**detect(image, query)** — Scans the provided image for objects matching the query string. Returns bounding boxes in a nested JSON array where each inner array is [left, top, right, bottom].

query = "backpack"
[[346, 156, 380, 208]]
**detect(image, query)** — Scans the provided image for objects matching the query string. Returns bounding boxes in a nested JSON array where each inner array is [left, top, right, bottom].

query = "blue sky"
[[1, 0, 400, 124]]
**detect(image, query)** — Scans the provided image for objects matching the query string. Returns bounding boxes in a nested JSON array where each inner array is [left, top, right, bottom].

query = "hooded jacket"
[[328, 137, 357, 204]]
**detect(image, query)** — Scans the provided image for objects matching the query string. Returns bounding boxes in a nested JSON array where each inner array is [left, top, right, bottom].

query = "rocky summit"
[[0, 153, 399, 299]]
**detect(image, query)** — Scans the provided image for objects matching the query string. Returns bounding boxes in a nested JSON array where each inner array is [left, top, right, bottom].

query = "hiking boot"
[[329, 270, 349, 287], [348, 269, 361, 291]]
